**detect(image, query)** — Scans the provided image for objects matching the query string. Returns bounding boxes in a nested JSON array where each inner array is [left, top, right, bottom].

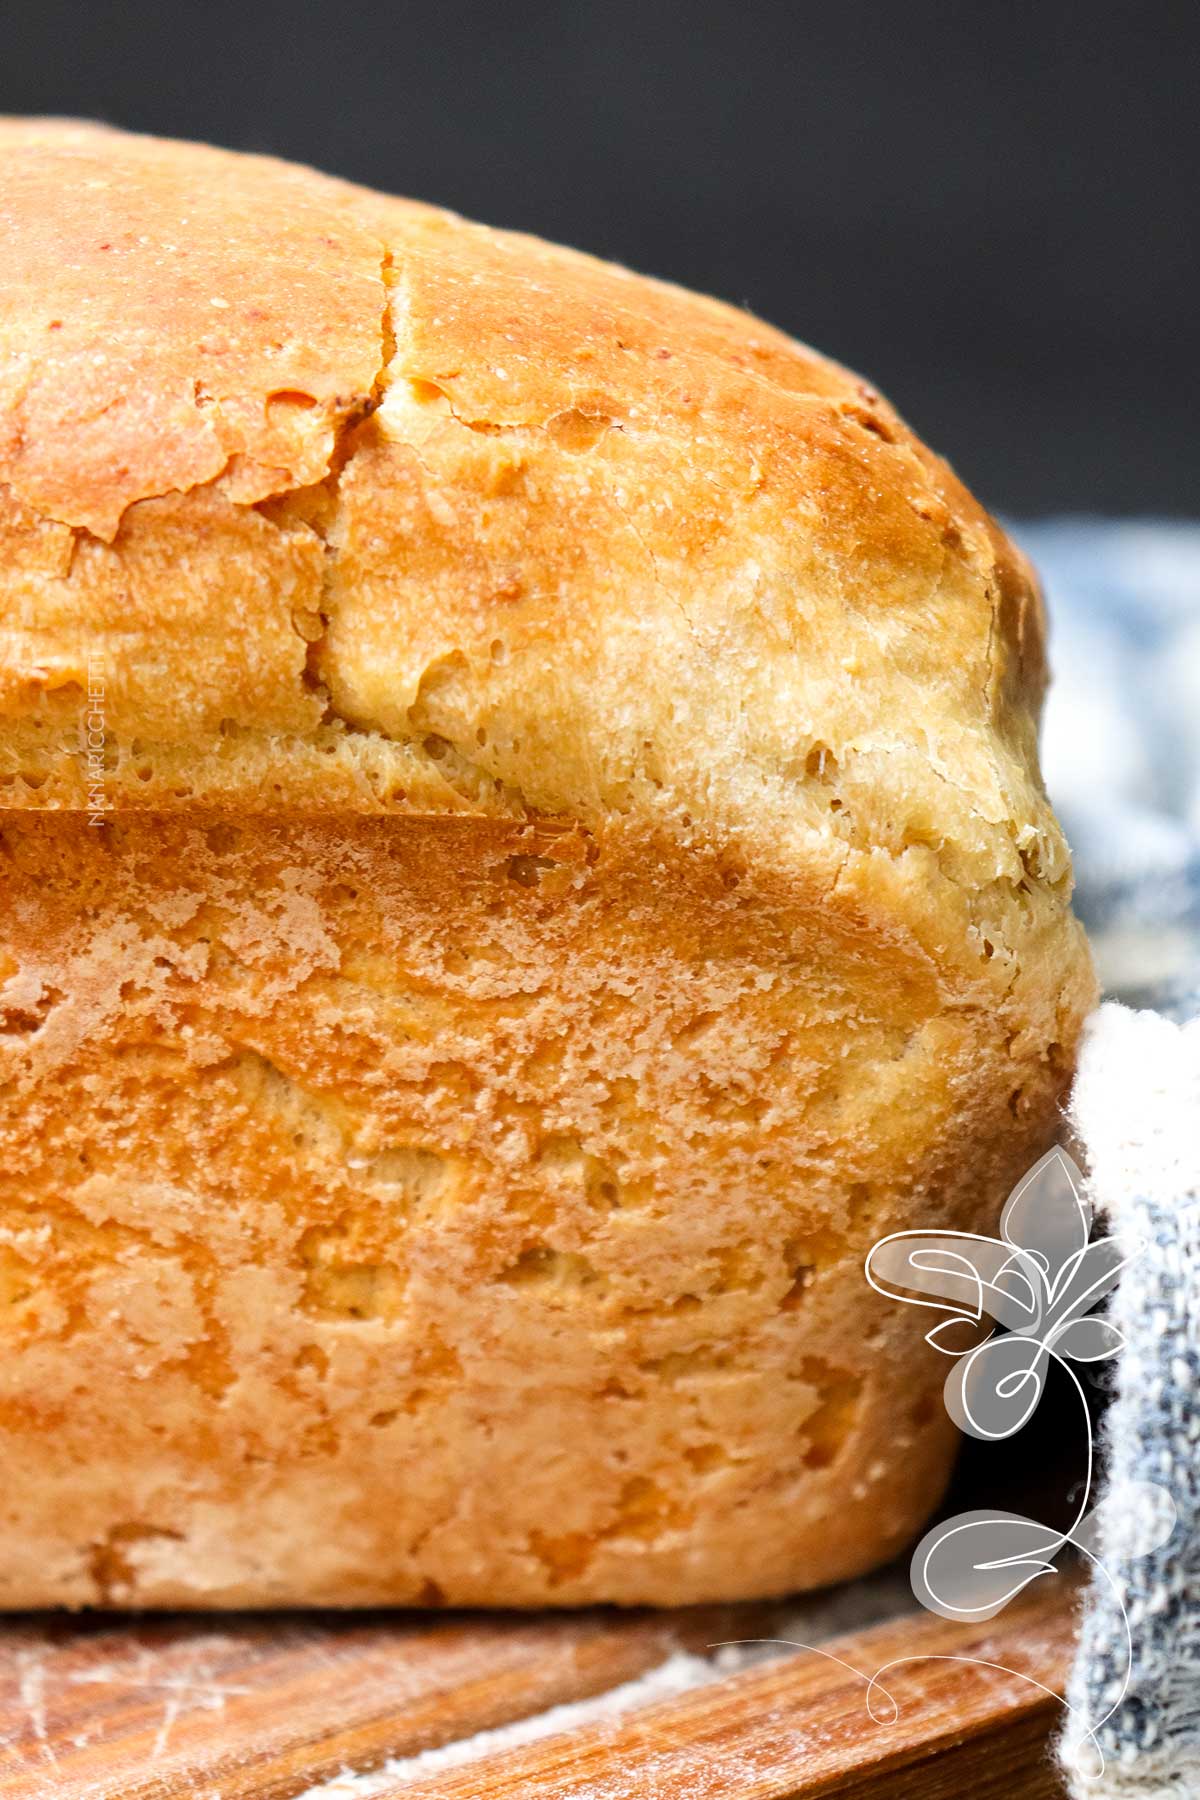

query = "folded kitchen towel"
[[1060, 1002, 1200, 1795], [1023, 522, 1200, 1795]]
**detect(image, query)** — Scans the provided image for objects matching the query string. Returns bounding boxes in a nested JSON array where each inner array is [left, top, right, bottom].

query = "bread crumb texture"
[[0, 122, 1094, 1606]]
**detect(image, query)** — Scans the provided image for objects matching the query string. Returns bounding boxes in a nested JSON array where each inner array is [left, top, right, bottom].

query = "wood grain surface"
[[0, 1603, 767, 1800], [0, 1581, 1077, 1798], [391, 1579, 1079, 1800]]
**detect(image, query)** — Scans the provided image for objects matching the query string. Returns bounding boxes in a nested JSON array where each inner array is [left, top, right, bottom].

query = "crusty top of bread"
[[0, 122, 1077, 956]]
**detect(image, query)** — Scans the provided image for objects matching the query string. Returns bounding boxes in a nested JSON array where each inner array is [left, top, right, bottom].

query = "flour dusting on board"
[[301, 1573, 910, 1794]]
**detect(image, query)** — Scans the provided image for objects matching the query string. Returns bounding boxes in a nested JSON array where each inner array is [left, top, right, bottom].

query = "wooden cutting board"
[[0, 1578, 1077, 1798]]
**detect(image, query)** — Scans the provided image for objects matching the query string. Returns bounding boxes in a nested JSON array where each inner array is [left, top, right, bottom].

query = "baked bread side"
[[0, 121, 1095, 1606], [0, 812, 1080, 1607]]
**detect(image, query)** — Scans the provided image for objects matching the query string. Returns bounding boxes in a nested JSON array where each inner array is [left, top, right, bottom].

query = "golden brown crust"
[[0, 125, 1045, 860], [0, 122, 1095, 1607], [0, 118, 394, 536], [0, 813, 1087, 1607]]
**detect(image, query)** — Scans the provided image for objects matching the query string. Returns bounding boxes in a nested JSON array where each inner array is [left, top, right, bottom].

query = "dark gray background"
[[5, 0, 1196, 513]]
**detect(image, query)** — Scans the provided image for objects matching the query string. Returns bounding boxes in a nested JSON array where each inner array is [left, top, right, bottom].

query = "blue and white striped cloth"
[[1022, 521, 1200, 1796]]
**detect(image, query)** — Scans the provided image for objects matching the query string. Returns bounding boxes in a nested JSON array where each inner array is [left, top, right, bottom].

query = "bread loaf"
[[0, 120, 1095, 1607]]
